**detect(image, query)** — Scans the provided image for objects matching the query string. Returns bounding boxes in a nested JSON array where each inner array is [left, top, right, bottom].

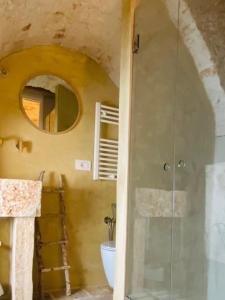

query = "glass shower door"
[[126, 0, 179, 299], [125, 0, 225, 299], [172, 1, 224, 300], [171, 5, 215, 298]]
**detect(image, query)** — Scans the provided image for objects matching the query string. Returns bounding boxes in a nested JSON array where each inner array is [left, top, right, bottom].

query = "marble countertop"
[[0, 179, 42, 217]]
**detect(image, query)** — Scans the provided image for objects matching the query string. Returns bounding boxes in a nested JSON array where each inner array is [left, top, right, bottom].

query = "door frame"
[[114, 0, 136, 299]]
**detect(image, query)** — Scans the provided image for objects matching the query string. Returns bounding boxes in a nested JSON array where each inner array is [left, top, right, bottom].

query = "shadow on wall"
[[0, 218, 11, 298]]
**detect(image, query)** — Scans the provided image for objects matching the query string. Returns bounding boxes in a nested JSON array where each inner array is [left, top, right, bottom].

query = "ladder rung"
[[43, 187, 64, 193], [36, 173, 71, 298], [41, 265, 71, 273], [41, 213, 65, 218], [40, 240, 68, 247]]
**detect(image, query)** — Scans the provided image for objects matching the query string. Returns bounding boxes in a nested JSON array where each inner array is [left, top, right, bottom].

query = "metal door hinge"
[[133, 34, 140, 54]]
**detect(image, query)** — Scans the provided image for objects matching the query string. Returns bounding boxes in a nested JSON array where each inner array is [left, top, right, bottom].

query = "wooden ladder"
[[35, 173, 71, 299]]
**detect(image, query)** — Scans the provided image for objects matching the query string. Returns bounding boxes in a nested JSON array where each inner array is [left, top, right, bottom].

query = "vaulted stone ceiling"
[[187, 0, 225, 91], [0, 0, 122, 85], [0, 0, 225, 98], [165, 0, 225, 136]]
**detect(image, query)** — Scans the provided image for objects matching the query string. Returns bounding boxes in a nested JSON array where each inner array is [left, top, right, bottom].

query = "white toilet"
[[100, 241, 116, 289], [0, 283, 4, 296]]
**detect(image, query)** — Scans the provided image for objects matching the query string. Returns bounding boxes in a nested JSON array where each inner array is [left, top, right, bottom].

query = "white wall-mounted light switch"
[[75, 160, 91, 171]]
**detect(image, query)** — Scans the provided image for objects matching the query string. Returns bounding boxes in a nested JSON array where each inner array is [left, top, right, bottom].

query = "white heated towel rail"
[[93, 102, 119, 181]]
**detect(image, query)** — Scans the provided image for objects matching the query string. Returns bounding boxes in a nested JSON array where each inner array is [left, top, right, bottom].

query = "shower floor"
[[128, 289, 188, 300], [46, 287, 113, 300]]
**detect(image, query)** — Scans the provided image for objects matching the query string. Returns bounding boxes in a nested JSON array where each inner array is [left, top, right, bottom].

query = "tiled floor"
[[48, 287, 113, 300]]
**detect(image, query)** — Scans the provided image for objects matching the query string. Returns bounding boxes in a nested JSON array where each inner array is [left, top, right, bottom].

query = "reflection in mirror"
[[21, 75, 80, 134]]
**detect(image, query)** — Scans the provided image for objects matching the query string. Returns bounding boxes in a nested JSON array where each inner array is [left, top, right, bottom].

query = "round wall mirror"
[[20, 75, 80, 134]]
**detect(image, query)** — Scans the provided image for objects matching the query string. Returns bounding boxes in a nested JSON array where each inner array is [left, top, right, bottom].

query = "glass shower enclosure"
[[125, 0, 225, 299]]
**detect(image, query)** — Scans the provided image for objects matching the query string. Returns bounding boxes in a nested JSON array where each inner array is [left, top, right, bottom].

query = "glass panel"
[[126, 0, 179, 299], [172, 1, 225, 300], [126, 0, 225, 299]]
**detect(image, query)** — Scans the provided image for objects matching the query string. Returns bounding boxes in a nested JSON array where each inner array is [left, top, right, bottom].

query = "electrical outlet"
[[75, 160, 91, 171]]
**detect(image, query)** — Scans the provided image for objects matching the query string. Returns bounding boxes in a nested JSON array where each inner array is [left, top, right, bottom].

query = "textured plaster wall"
[[186, 0, 225, 92], [0, 45, 118, 295], [0, 0, 122, 86]]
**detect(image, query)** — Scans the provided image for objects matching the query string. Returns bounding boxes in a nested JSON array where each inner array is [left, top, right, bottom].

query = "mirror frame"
[[19, 72, 82, 135]]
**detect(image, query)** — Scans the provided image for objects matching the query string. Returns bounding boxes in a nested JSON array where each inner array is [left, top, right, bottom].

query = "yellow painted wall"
[[0, 46, 118, 295]]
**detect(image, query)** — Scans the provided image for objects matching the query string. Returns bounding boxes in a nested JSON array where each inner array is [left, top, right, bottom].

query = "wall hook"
[[16, 139, 24, 152], [0, 67, 8, 77]]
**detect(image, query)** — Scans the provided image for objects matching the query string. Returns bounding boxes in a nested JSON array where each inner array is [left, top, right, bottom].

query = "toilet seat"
[[101, 241, 116, 251]]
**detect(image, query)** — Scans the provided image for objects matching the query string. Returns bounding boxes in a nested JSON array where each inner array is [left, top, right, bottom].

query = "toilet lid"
[[101, 241, 116, 251]]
